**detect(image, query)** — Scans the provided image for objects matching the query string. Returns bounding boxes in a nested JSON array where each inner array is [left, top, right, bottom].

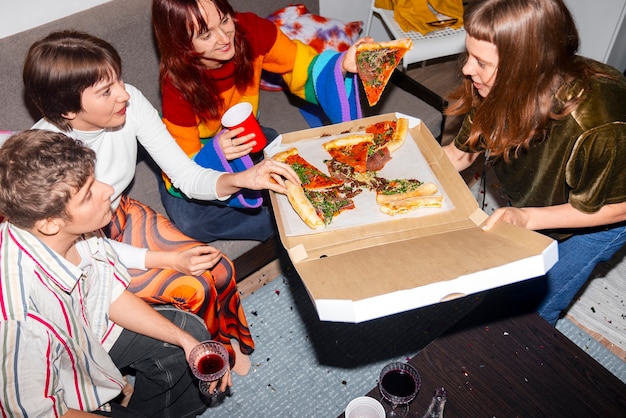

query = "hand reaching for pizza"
[[342, 37, 375, 74], [217, 127, 255, 161], [225, 158, 301, 196]]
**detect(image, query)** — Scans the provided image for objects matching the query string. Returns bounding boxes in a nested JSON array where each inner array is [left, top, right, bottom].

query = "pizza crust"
[[386, 117, 409, 153], [356, 38, 414, 53], [272, 147, 298, 163], [376, 182, 439, 204], [284, 180, 324, 229], [322, 133, 374, 150], [379, 194, 445, 215], [273, 117, 441, 229]]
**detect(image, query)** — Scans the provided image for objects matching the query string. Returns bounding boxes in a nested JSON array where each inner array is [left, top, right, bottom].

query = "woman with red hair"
[[152, 0, 369, 243]]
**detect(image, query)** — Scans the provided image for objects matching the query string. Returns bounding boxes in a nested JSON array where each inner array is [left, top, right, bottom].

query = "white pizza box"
[[267, 113, 558, 323]]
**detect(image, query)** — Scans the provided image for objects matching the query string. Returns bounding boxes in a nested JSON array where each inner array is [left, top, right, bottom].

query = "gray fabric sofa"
[[0, 0, 442, 277]]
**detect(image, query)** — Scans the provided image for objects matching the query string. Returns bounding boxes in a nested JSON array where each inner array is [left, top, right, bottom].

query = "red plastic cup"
[[221, 102, 267, 153]]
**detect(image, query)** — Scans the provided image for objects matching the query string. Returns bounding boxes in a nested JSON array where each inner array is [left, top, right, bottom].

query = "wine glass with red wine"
[[378, 362, 421, 417], [188, 340, 229, 382]]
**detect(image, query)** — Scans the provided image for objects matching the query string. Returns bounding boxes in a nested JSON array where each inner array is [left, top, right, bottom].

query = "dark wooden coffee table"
[[341, 308, 626, 417]]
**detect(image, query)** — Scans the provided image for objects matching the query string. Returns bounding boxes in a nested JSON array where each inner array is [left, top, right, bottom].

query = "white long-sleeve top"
[[32, 83, 226, 208], [32, 83, 227, 270]]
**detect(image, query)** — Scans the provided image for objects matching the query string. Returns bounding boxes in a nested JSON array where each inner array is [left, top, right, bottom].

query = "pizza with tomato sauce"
[[273, 118, 443, 229], [273, 147, 343, 190], [322, 134, 374, 173], [322, 118, 409, 175], [273, 148, 356, 228], [356, 38, 413, 106]]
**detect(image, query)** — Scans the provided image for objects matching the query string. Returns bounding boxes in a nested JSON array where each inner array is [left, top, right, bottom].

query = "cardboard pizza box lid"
[[268, 113, 558, 323]]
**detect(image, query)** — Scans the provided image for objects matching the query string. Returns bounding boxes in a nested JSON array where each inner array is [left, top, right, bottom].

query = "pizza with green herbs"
[[356, 38, 413, 106], [273, 148, 355, 228]]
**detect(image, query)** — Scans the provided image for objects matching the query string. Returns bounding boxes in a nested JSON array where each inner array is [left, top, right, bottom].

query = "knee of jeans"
[[155, 306, 211, 341]]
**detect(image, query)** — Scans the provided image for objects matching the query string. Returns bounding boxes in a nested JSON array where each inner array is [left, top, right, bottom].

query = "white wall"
[[563, 0, 626, 72], [0, 0, 111, 39]]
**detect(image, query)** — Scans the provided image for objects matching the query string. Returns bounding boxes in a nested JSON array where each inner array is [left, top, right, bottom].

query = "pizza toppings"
[[273, 118, 443, 229], [366, 117, 408, 153], [322, 134, 374, 173], [274, 148, 355, 229], [378, 178, 425, 196], [274, 148, 343, 190], [356, 39, 413, 106], [304, 188, 355, 225], [366, 147, 392, 172], [371, 176, 442, 214]]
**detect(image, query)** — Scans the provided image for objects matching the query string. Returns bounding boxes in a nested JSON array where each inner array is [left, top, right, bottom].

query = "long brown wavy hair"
[[152, 0, 254, 121], [446, 0, 596, 161]]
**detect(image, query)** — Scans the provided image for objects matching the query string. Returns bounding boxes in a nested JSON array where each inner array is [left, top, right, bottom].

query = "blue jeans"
[[107, 307, 212, 417], [159, 179, 275, 242], [159, 126, 278, 243], [536, 223, 626, 325]]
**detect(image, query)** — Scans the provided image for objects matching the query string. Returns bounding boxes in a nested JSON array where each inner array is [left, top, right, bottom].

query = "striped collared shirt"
[[0, 223, 130, 416]]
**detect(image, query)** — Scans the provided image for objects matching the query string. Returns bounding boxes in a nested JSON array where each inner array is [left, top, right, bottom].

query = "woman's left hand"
[[218, 127, 255, 160], [483, 207, 530, 231], [342, 37, 374, 74]]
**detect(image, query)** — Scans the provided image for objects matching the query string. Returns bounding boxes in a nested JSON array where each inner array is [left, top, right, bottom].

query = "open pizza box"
[[267, 113, 558, 323]]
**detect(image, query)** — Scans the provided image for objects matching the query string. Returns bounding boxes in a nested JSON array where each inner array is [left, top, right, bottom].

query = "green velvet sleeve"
[[452, 110, 483, 153], [566, 122, 626, 212]]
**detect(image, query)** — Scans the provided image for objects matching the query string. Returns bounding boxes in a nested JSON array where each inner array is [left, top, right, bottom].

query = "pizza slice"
[[356, 38, 414, 106], [282, 181, 356, 229], [379, 194, 445, 215], [322, 134, 374, 173], [273, 148, 355, 229], [363, 117, 409, 171], [366, 117, 409, 154], [375, 178, 444, 215], [273, 147, 343, 190], [325, 158, 379, 193]]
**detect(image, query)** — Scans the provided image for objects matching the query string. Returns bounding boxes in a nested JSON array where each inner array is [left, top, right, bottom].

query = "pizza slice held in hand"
[[273, 148, 355, 228], [356, 38, 413, 106]]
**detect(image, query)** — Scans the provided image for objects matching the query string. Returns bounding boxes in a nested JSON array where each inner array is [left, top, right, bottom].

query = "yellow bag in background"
[[376, 0, 464, 35], [375, 0, 395, 9]]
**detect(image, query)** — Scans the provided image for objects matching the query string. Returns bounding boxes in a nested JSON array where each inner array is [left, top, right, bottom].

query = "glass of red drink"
[[377, 361, 421, 417], [188, 340, 229, 382]]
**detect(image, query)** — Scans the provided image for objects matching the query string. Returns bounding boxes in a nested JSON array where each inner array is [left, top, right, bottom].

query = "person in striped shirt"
[[0, 130, 228, 416]]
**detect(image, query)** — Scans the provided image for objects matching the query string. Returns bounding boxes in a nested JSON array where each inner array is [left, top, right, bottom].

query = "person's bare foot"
[[230, 340, 251, 376]]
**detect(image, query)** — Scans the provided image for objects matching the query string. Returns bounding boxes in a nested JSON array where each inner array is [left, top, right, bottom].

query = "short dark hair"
[[0, 130, 96, 229], [23, 30, 123, 131]]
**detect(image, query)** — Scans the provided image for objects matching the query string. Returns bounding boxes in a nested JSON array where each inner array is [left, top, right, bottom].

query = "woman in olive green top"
[[443, 0, 626, 325]]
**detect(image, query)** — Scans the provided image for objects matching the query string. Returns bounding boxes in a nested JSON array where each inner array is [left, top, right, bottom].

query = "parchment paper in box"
[[265, 114, 454, 236], [268, 113, 558, 323]]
